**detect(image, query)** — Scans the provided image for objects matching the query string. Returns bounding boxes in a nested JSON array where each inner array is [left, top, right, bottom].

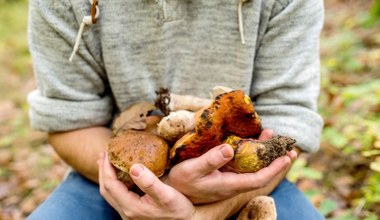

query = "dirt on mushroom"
[[223, 135, 296, 173]]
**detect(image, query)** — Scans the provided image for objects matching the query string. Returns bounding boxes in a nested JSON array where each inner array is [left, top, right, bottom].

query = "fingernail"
[[130, 164, 144, 178], [221, 145, 233, 159]]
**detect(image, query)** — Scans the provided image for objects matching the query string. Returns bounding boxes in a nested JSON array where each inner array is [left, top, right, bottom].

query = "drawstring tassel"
[[69, 0, 99, 62], [238, 0, 247, 44]]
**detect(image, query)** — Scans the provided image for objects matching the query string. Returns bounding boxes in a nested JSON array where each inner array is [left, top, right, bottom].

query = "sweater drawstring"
[[69, 0, 245, 60], [238, 0, 247, 44], [69, 0, 99, 62]]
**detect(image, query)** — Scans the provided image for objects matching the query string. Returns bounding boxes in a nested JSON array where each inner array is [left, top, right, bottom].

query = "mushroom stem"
[[155, 88, 211, 115], [157, 110, 196, 142], [155, 86, 234, 116]]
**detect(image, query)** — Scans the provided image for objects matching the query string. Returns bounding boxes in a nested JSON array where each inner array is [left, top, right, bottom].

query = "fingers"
[[258, 129, 273, 140], [181, 129, 273, 177], [97, 152, 124, 213], [221, 154, 292, 192], [287, 150, 298, 161], [98, 153, 193, 218], [180, 144, 234, 178], [97, 152, 139, 209], [129, 164, 179, 206]]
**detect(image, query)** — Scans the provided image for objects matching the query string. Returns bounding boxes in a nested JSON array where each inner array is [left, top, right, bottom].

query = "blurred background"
[[0, 0, 379, 219]]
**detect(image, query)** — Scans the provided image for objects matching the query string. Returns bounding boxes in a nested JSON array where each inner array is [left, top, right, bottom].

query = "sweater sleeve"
[[27, 0, 113, 132], [251, 0, 324, 152]]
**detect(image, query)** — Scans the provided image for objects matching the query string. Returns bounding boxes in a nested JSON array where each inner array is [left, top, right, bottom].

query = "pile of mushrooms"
[[107, 86, 295, 219]]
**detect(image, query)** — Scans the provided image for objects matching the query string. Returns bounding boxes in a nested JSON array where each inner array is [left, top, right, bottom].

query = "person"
[[26, 0, 325, 219]]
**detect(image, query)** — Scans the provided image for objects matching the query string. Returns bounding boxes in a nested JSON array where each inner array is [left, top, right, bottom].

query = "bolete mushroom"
[[107, 130, 169, 187], [223, 135, 295, 173], [169, 90, 263, 163]]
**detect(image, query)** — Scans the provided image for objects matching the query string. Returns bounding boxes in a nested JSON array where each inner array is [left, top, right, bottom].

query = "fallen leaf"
[[333, 176, 355, 199], [20, 196, 37, 214], [112, 102, 156, 135], [0, 149, 12, 166], [0, 183, 14, 200]]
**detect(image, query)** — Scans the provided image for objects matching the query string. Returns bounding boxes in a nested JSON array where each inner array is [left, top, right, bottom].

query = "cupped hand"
[[98, 152, 195, 220], [163, 129, 297, 204]]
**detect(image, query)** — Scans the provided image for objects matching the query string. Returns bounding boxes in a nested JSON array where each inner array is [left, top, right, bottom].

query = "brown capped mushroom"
[[107, 130, 169, 187]]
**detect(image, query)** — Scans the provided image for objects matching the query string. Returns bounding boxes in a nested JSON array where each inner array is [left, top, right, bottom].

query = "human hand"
[[97, 152, 195, 220], [163, 129, 297, 204]]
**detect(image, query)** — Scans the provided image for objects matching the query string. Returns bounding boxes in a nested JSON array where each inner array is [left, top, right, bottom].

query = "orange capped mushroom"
[[170, 90, 263, 163]]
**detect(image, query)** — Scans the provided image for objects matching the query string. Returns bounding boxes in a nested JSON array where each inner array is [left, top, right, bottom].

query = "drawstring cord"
[[238, 0, 247, 44], [69, 0, 245, 60], [69, 0, 99, 62], [155, 0, 168, 21]]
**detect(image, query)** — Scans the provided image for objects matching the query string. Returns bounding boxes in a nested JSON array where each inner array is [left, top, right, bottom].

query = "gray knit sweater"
[[27, 0, 324, 152]]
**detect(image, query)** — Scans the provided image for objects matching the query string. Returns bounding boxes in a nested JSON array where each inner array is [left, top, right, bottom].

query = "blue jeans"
[[27, 171, 324, 220]]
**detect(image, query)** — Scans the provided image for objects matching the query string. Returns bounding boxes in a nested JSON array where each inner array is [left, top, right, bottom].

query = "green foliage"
[[328, 211, 358, 220], [319, 198, 339, 217], [321, 31, 365, 73], [369, 161, 380, 172], [0, 0, 31, 79], [318, 1, 380, 217], [320, 78, 380, 214], [370, 0, 380, 17], [322, 127, 349, 149], [0, 0, 378, 218], [288, 158, 323, 182], [360, 0, 380, 27], [363, 172, 380, 204]]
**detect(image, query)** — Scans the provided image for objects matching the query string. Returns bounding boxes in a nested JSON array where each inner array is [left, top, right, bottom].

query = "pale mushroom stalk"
[[157, 110, 196, 142], [155, 86, 233, 116], [155, 88, 211, 115]]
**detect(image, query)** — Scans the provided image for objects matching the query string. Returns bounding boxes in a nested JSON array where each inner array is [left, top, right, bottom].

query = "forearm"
[[48, 126, 113, 183]]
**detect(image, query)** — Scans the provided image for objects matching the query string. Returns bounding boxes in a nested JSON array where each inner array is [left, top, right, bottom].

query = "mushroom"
[[108, 89, 296, 219], [237, 196, 277, 220], [157, 110, 197, 143], [222, 135, 295, 173], [155, 88, 211, 116], [169, 90, 263, 163], [107, 130, 169, 187]]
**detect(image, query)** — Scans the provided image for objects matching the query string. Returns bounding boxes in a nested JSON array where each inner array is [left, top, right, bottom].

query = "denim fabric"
[[269, 179, 325, 220], [27, 172, 324, 220], [27, 172, 122, 220]]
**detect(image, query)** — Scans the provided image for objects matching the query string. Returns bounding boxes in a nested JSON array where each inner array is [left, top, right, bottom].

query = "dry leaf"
[[112, 102, 156, 135], [0, 149, 12, 166]]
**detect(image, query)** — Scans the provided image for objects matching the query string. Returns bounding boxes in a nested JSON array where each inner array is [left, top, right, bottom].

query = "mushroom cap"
[[108, 130, 169, 177], [170, 90, 263, 163], [237, 196, 277, 220]]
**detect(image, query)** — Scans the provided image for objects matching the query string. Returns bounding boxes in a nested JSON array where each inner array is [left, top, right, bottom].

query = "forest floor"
[[0, 0, 379, 219]]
